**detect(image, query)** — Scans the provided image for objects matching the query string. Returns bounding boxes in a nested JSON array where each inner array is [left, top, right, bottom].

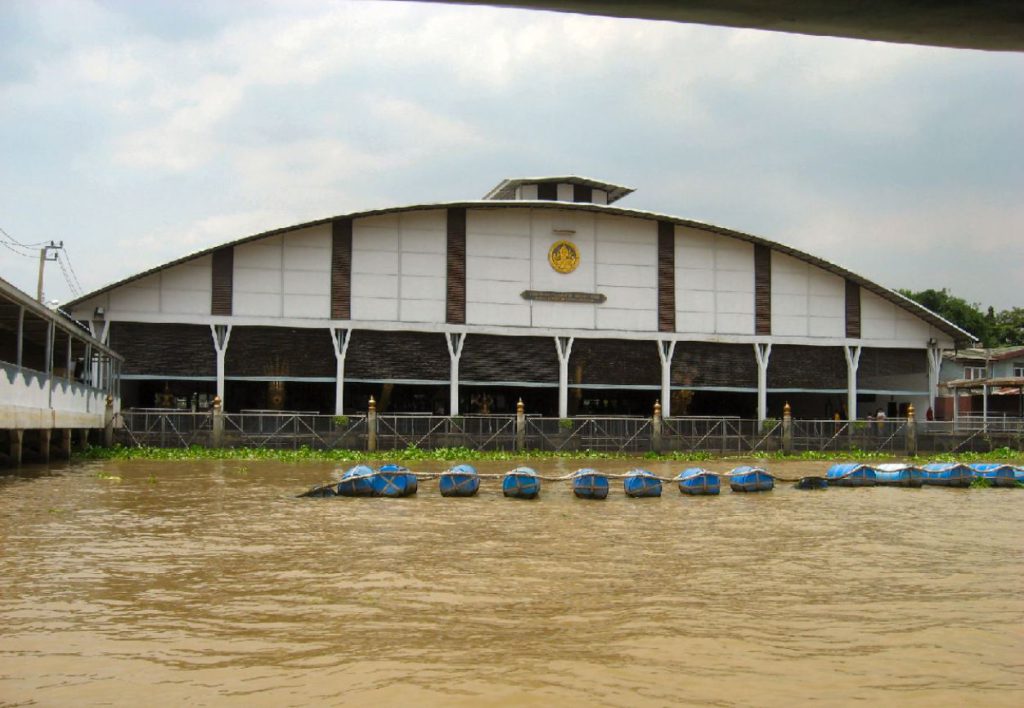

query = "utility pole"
[[37, 241, 63, 303]]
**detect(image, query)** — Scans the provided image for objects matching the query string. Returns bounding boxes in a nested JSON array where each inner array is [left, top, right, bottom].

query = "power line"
[[60, 245, 86, 294], [0, 239, 35, 258], [55, 252, 83, 298], [0, 224, 48, 249]]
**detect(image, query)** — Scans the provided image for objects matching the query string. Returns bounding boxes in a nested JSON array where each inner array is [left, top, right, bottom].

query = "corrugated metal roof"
[[65, 199, 976, 343]]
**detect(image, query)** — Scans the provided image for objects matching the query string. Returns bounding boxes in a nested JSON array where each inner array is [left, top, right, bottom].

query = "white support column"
[[210, 324, 232, 406], [753, 343, 772, 423], [926, 345, 942, 414], [657, 339, 677, 418], [843, 344, 862, 421], [445, 332, 467, 416], [329, 327, 352, 416], [554, 336, 575, 419], [87, 320, 110, 389]]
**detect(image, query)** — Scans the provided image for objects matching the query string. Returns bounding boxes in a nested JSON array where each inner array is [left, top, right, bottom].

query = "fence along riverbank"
[[112, 399, 1023, 456]]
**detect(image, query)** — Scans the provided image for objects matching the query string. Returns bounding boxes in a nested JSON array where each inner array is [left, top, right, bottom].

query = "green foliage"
[[761, 417, 778, 433], [332, 415, 350, 428], [898, 287, 992, 344], [73, 443, 1024, 465], [558, 418, 574, 431], [991, 307, 1024, 347], [970, 476, 993, 489], [899, 287, 1024, 346]]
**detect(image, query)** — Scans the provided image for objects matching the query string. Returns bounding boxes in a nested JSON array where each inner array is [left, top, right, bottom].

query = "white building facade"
[[67, 177, 969, 420]]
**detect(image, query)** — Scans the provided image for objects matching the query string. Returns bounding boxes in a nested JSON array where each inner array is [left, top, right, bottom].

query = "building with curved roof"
[[66, 176, 971, 420]]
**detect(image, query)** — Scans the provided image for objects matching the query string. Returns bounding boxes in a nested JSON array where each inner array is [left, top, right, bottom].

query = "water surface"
[[1, 459, 1022, 706]]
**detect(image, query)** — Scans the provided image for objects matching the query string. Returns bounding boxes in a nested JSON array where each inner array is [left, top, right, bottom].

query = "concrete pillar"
[[753, 343, 772, 423], [76, 428, 89, 452], [10, 430, 23, 467], [652, 399, 663, 454], [367, 396, 377, 452], [210, 324, 232, 407], [211, 396, 224, 447], [58, 429, 72, 460], [843, 345, 862, 421], [926, 345, 942, 415], [657, 340, 676, 418], [38, 429, 51, 464], [330, 328, 351, 416], [445, 332, 466, 416], [982, 383, 989, 430], [516, 398, 526, 452], [784, 401, 796, 449], [103, 395, 114, 447], [906, 403, 918, 456], [554, 337, 574, 419]]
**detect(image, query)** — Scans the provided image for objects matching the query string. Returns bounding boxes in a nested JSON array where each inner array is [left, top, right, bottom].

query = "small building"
[[1, 276, 122, 464], [937, 346, 1024, 422], [64, 176, 971, 421]]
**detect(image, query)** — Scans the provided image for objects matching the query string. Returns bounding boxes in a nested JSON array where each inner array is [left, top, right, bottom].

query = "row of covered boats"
[[302, 462, 1022, 499]]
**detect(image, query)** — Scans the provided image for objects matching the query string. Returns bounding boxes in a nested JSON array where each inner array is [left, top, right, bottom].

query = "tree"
[[992, 307, 1024, 346], [899, 288, 992, 345]]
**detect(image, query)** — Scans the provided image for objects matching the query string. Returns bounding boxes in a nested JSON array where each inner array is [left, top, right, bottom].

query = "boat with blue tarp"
[[439, 464, 481, 497], [675, 468, 720, 495], [729, 466, 774, 492], [371, 464, 418, 497], [503, 467, 541, 499], [623, 468, 662, 497], [826, 463, 876, 487], [572, 468, 609, 499], [336, 464, 375, 496], [873, 463, 924, 487], [921, 462, 972, 487], [968, 463, 1019, 487]]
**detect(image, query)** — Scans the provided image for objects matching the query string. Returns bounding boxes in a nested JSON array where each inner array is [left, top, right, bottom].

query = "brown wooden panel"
[[211, 247, 233, 316], [754, 244, 771, 335], [845, 279, 861, 338], [446, 208, 466, 324], [537, 183, 557, 201], [573, 184, 592, 203], [657, 221, 675, 332], [331, 219, 352, 320]]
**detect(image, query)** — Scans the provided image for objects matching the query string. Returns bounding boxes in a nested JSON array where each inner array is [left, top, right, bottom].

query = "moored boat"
[[921, 462, 972, 487], [675, 468, 720, 495], [372, 463, 418, 497], [826, 463, 876, 487], [873, 463, 924, 487], [336, 464, 375, 496], [729, 466, 774, 492], [439, 463, 481, 497], [968, 463, 1019, 488], [572, 468, 609, 499], [623, 468, 662, 497], [503, 467, 541, 499]]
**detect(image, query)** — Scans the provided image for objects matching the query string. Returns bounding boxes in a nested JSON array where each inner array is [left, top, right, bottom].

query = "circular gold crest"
[[548, 240, 580, 274]]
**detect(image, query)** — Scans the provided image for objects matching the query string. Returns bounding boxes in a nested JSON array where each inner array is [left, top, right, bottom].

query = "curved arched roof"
[[67, 199, 975, 343]]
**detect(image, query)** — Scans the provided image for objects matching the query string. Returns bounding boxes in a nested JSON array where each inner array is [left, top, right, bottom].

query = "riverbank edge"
[[74, 443, 1024, 465]]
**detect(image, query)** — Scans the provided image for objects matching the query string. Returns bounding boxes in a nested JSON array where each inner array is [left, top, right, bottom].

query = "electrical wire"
[[0, 239, 35, 258], [55, 252, 83, 298], [59, 246, 86, 295], [0, 224, 48, 249]]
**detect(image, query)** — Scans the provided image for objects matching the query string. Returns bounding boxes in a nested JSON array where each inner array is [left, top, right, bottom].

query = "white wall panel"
[[400, 299, 445, 323], [557, 183, 574, 202], [235, 237, 282, 269], [352, 297, 398, 321], [351, 274, 397, 299], [111, 282, 159, 313], [675, 226, 753, 335], [283, 270, 330, 296], [466, 209, 531, 327], [467, 279, 524, 305], [467, 302, 531, 327], [598, 308, 656, 331], [234, 268, 280, 294], [532, 302, 595, 329], [234, 292, 281, 317], [401, 252, 445, 277], [284, 294, 329, 319]]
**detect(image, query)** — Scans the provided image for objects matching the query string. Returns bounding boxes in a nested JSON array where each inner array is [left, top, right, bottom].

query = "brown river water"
[[1, 458, 1022, 707]]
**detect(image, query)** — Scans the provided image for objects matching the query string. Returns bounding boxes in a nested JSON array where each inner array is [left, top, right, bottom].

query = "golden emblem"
[[548, 240, 580, 274]]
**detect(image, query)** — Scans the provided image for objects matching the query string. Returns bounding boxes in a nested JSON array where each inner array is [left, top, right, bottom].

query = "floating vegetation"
[[94, 471, 122, 481], [72, 443, 1024, 465]]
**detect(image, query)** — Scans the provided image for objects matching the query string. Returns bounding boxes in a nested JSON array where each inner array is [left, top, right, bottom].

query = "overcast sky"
[[1, 0, 1021, 310]]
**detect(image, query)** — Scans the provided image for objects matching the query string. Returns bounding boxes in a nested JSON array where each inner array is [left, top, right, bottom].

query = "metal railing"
[[114, 410, 1024, 453]]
